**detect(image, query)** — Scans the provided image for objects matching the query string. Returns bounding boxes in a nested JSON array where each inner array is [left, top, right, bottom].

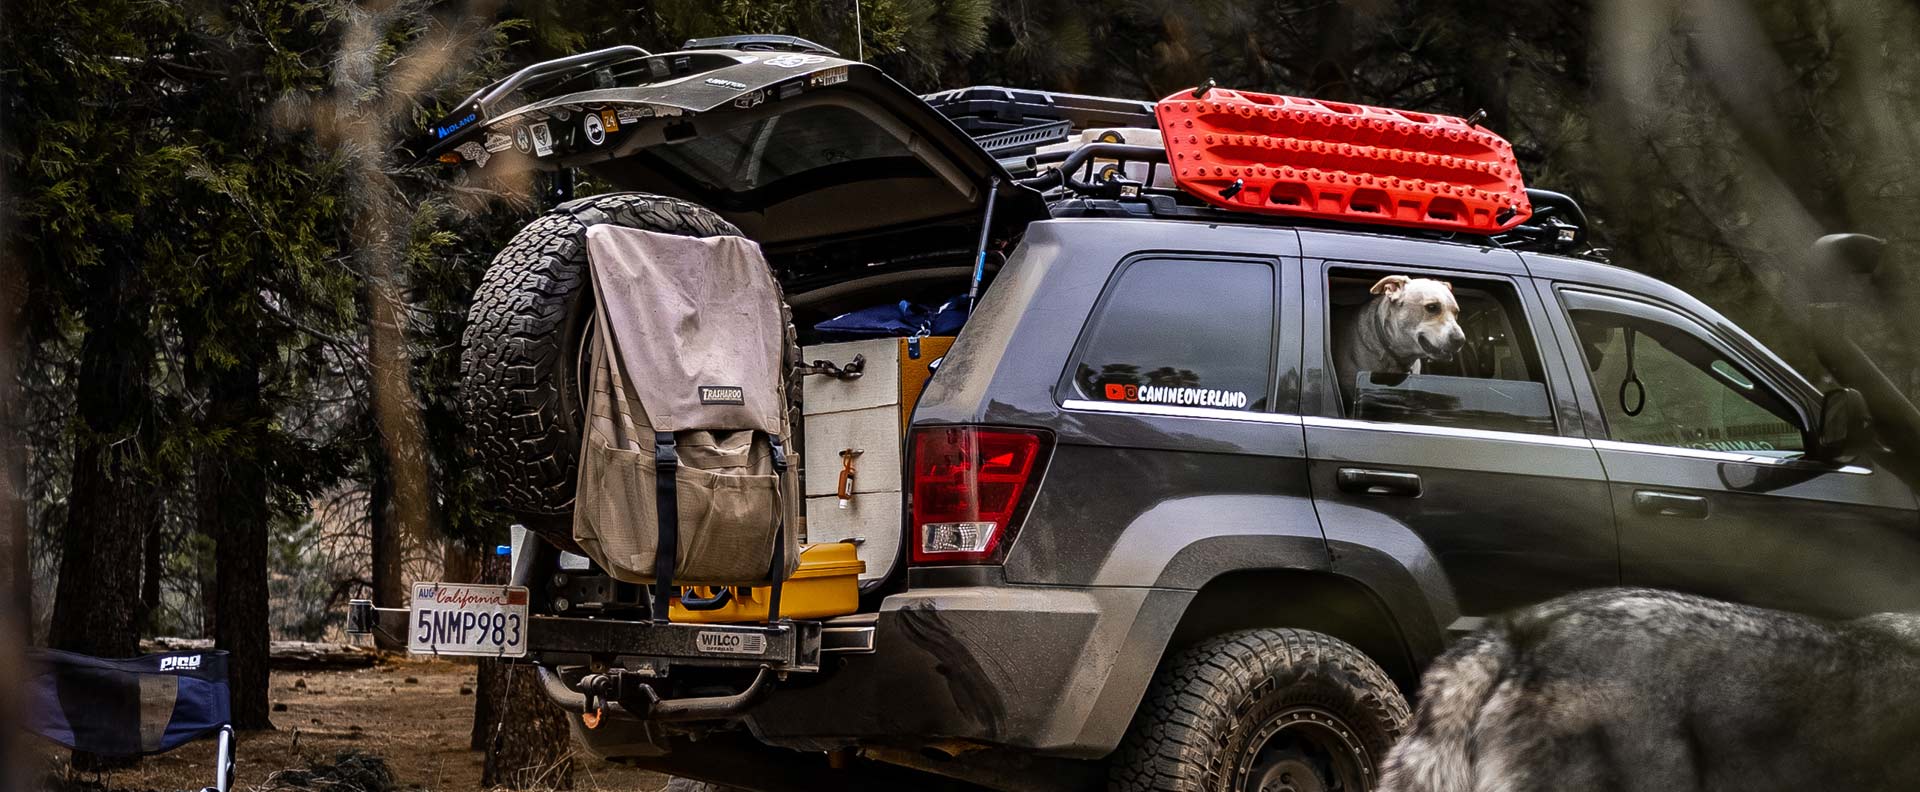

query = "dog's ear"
[[1440, 280, 1454, 292], [1370, 275, 1410, 296]]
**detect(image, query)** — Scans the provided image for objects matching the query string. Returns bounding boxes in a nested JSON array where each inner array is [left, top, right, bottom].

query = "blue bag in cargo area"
[[812, 296, 970, 341]]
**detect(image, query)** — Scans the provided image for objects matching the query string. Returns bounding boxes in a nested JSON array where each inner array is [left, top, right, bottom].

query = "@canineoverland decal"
[[1103, 383, 1249, 409]]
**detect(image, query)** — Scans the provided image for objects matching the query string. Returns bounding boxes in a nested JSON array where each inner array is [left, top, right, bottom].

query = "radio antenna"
[[853, 0, 865, 61]]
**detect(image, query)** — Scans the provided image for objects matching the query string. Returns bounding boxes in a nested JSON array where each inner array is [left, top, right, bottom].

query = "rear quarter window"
[[1068, 257, 1275, 411]]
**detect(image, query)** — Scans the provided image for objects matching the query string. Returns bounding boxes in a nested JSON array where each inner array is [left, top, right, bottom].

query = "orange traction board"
[[1155, 88, 1531, 233]]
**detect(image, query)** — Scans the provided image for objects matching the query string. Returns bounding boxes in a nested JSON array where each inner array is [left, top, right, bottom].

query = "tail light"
[[909, 426, 1047, 565]]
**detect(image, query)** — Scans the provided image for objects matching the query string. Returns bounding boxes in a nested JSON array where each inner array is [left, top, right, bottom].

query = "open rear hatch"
[[411, 43, 1047, 256]]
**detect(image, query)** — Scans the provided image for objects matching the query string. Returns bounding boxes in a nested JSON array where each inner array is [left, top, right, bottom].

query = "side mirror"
[[1809, 387, 1872, 463]]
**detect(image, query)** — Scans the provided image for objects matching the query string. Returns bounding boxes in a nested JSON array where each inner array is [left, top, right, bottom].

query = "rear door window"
[[1324, 267, 1556, 435], [1069, 257, 1275, 411]]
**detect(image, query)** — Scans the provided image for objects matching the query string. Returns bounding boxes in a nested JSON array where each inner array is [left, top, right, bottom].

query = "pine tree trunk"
[[141, 516, 162, 631], [49, 261, 153, 660], [473, 552, 574, 789], [204, 365, 274, 730], [479, 666, 576, 790], [1, 233, 29, 792], [49, 261, 155, 770], [369, 459, 407, 609], [470, 551, 506, 751]]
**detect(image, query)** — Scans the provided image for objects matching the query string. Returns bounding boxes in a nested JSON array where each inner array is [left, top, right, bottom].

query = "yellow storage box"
[[668, 542, 866, 623]]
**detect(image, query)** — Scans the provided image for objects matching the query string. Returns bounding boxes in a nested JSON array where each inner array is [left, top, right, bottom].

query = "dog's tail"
[[1376, 624, 1517, 792]]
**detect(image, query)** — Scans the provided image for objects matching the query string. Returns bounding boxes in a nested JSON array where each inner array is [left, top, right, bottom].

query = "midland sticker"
[[1103, 383, 1249, 409], [698, 385, 746, 405]]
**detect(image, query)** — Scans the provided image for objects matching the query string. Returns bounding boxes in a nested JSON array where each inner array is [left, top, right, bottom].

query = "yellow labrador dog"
[[1334, 275, 1466, 404]]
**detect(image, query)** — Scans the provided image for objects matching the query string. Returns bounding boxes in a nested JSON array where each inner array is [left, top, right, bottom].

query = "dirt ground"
[[30, 656, 669, 792]]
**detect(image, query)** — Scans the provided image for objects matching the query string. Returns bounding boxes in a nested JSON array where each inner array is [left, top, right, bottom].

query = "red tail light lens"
[[909, 426, 1045, 565]]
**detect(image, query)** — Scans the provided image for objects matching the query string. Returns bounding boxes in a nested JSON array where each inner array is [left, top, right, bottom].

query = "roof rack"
[[1015, 142, 1594, 255]]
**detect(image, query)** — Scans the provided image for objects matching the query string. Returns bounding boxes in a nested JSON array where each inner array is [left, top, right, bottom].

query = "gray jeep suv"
[[365, 36, 1920, 792]]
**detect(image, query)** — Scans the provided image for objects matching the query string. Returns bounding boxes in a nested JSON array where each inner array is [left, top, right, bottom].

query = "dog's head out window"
[[1071, 257, 1275, 412], [1327, 268, 1555, 435]]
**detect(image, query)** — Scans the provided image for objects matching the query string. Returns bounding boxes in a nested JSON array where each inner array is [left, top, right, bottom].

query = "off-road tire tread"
[[1110, 628, 1410, 792], [460, 192, 796, 549]]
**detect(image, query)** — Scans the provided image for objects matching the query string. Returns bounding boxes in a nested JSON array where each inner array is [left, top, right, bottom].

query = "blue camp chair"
[[25, 648, 235, 792]]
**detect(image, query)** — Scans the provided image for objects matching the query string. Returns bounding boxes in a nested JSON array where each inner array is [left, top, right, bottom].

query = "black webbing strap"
[[652, 431, 679, 623], [766, 436, 789, 624]]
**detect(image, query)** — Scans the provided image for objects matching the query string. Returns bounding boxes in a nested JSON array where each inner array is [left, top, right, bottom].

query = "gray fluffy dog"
[[1379, 588, 1920, 792]]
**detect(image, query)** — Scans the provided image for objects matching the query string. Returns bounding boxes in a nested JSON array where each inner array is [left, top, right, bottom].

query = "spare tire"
[[460, 192, 751, 550]]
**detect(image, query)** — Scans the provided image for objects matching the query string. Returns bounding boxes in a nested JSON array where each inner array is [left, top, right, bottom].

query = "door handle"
[[1337, 468, 1422, 497], [1633, 490, 1710, 519]]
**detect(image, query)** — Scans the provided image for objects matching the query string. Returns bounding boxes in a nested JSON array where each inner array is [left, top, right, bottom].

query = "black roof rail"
[[1019, 142, 1598, 256], [681, 34, 837, 55]]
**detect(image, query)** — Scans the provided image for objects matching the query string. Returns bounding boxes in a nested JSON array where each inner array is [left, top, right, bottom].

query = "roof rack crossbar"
[[974, 120, 1073, 156]]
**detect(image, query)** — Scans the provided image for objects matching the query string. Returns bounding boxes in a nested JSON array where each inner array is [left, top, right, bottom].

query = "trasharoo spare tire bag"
[[574, 225, 800, 602]]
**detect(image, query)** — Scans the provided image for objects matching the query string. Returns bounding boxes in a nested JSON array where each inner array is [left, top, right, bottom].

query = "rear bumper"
[[348, 601, 833, 673], [743, 583, 1192, 759]]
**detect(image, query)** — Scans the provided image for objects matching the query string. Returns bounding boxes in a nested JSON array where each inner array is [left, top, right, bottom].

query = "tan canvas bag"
[[572, 225, 799, 619]]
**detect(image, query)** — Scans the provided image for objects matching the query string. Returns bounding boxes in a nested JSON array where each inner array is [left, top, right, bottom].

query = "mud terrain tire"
[[460, 192, 745, 549], [1111, 628, 1410, 792]]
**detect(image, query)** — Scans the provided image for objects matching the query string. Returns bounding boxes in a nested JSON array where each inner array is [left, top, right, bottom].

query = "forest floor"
[[30, 656, 669, 792]]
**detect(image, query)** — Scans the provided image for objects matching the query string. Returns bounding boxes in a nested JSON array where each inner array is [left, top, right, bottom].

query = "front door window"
[[1567, 303, 1803, 456]]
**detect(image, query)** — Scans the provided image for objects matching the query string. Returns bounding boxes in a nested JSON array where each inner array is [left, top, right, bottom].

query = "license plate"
[[408, 583, 529, 658]]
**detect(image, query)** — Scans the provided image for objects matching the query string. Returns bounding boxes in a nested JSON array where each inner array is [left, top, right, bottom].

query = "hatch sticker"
[[697, 631, 765, 655], [528, 122, 553, 156], [810, 67, 849, 87], [582, 112, 606, 146], [455, 141, 490, 168], [766, 54, 826, 68]]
